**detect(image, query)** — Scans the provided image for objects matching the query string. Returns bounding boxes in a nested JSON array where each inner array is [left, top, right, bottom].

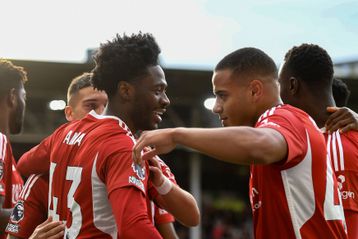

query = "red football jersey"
[[5, 174, 48, 238], [0, 133, 24, 239], [250, 104, 347, 239], [325, 130, 358, 238], [16, 131, 177, 233], [43, 111, 161, 238]]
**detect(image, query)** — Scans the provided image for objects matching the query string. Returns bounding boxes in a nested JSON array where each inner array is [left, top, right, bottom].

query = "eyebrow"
[[82, 98, 103, 104], [213, 90, 227, 95], [153, 83, 167, 89]]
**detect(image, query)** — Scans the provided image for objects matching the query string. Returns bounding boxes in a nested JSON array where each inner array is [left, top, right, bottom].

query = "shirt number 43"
[[49, 162, 83, 238]]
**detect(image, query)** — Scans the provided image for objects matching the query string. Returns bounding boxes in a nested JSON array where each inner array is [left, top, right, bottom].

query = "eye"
[[85, 103, 97, 110], [154, 86, 166, 96], [216, 92, 227, 100]]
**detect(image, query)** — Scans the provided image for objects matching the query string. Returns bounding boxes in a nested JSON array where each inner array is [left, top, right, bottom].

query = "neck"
[[301, 94, 336, 128], [298, 89, 336, 128], [255, 95, 284, 125], [104, 99, 136, 133], [0, 110, 9, 136]]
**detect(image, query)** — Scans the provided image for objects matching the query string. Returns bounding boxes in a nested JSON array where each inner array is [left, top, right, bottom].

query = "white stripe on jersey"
[[327, 131, 345, 172], [281, 131, 315, 239], [24, 174, 41, 200], [19, 174, 34, 199], [0, 134, 3, 159], [19, 174, 41, 200], [91, 153, 118, 238], [89, 110, 136, 144], [335, 131, 344, 171], [326, 134, 333, 170], [150, 201, 155, 225], [332, 133, 339, 171], [0, 133, 7, 161], [258, 105, 282, 123]]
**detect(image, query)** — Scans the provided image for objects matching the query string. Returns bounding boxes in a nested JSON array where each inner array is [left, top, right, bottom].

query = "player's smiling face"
[[131, 65, 170, 131], [212, 69, 256, 127]]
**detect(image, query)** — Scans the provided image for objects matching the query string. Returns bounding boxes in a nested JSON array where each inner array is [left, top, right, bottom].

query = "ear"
[[289, 77, 299, 95], [7, 88, 17, 108], [64, 106, 74, 121], [117, 81, 135, 101], [249, 80, 264, 102]]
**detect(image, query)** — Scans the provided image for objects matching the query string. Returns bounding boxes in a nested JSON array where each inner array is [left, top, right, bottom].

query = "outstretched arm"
[[133, 127, 287, 166], [326, 107, 358, 133]]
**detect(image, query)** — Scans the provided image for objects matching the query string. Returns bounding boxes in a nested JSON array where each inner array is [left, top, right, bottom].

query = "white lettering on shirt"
[[63, 131, 86, 146]]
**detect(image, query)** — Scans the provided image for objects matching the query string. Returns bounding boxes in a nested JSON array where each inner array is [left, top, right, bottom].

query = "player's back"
[[325, 130, 358, 238], [48, 111, 139, 238], [252, 105, 347, 238]]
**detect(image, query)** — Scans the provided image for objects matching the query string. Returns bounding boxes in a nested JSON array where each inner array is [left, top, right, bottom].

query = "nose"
[[212, 99, 222, 114], [160, 92, 170, 108]]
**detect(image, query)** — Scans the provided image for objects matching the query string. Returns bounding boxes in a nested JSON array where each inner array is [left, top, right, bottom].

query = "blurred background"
[[2, 0, 358, 238]]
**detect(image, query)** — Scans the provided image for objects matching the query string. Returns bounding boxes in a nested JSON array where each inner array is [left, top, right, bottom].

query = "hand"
[[133, 129, 177, 166], [29, 216, 65, 239], [325, 107, 358, 133], [148, 156, 165, 187]]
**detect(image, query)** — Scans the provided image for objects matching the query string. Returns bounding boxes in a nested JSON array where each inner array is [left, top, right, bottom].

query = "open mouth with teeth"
[[153, 110, 165, 124]]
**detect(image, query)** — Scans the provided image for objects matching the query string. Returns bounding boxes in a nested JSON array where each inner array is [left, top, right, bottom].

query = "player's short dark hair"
[[91, 32, 161, 99], [67, 72, 93, 104], [283, 44, 333, 89], [215, 47, 278, 80], [332, 78, 350, 107], [0, 59, 28, 98]]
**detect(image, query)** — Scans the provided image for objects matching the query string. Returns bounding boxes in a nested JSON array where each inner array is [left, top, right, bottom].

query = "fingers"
[[44, 222, 65, 239], [326, 106, 339, 113], [143, 149, 159, 163], [325, 108, 350, 132], [37, 220, 63, 233], [148, 156, 160, 168], [133, 132, 149, 165], [37, 216, 52, 227], [149, 165, 161, 174], [30, 219, 65, 239], [148, 165, 164, 187], [327, 114, 352, 133], [341, 123, 355, 133], [132, 145, 143, 165], [326, 108, 346, 129]]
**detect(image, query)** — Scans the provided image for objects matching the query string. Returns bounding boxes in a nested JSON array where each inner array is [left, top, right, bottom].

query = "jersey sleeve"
[[17, 123, 70, 177], [256, 107, 307, 168], [5, 174, 48, 238], [109, 185, 162, 238], [0, 133, 8, 197], [96, 134, 148, 196], [16, 136, 52, 177], [154, 204, 175, 225]]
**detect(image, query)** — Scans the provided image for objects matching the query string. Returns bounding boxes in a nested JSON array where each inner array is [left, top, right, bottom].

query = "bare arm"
[[148, 157, 200, 227], [134, 127, 287, 166], [156, 223, 179, 239]]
